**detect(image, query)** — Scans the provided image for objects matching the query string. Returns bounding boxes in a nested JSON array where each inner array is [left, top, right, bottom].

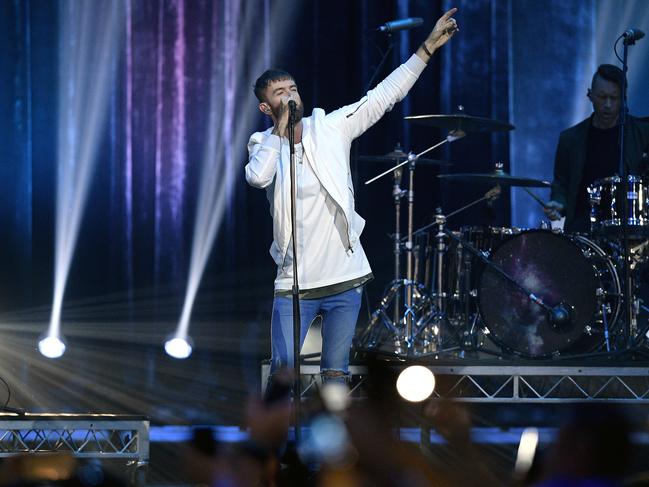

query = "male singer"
[[245, 9, 459, 385]]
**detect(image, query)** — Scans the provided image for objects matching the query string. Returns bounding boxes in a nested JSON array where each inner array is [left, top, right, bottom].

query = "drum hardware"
[[432, 167, 629, 358], [356, 110, 515, 356], [355, 134, 466, 356], [634, 300, 649, 348], [616, 30, 641, 349], [444, 230, 580, 331], [356, 128, 649, 359], [405, 106, 515, 133], [404, 186, 502, 242], [363, 133, 464, 186], [358, 153, 451, 167], [437, 163, 551, 188], [629, 240, 649, 269], [602, 303, 613, 352], [385, 148, 406, 328], [588, 175, 649, 238], [356, 184, 506, 357], [596, 236, 649, 345], [476, 231, 622, 357]]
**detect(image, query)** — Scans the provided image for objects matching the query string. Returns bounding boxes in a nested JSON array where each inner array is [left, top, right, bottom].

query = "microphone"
[[288, 99, 297, 123], [622, 28, 645, 44], [377, 17, 423, 34]]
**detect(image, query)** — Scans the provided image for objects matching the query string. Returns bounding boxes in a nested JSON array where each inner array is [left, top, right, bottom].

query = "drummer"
[[545, 64, 649, 233]]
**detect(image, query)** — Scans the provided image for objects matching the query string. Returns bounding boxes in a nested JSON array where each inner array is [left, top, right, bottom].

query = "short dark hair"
[[591, 64, 626, 92], [253, 69, 294, 102]]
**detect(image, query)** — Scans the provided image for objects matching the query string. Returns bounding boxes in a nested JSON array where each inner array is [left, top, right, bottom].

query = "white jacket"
[[245, 54, 427, 267]]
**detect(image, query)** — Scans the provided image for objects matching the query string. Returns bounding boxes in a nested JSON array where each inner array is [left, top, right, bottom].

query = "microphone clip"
[[622, 28, 645, 45]]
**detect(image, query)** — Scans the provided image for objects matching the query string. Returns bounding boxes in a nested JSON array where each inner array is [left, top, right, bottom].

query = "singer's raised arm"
[[416, 7, 458, 63], [325, 8, 459, 142]]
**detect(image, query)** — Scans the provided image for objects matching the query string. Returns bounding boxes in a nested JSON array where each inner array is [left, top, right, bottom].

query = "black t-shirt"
[[572, 123, 620, 232]]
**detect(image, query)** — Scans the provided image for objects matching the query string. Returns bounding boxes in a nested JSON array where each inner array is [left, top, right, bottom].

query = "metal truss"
[[262, 363, 649, 403], [0, 413, 149, 483]]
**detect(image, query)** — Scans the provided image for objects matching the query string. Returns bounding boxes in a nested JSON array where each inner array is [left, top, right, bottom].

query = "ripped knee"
[[320, 370, 350, 384], [322, 370, 345, 378]]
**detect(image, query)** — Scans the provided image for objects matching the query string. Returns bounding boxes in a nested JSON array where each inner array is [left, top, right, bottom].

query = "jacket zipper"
[[345, 98, 367, 118]]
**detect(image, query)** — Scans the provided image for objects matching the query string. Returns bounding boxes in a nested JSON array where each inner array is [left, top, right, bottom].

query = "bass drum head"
[[477, 230, 607, 357]]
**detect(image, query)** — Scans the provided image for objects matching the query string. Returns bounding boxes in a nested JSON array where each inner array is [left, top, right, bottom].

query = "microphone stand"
[[352, 37, 394, 195], [288, 103, 301, 443], [619, 35, 633, 348], [364, 38, 394, 94]]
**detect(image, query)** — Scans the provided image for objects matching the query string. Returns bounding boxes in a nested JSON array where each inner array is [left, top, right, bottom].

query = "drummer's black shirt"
[[573, 123, 620, 233]]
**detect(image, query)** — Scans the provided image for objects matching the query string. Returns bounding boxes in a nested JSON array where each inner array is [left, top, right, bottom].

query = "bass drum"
[[477, 230, 621, 357]]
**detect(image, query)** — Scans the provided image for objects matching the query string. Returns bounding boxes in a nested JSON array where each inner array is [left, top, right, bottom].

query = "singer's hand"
[[425, 8, 458, 53], [272, 96, 291, 138], [544, 200, 564, 221]]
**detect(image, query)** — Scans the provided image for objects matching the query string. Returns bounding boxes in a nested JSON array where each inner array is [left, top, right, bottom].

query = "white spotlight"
[[321, 382, 351, 413], [38, 334, 67, 359], [396, 365, 435, 402], [515, 427, 539, 476], [164, 335, 193, 359]]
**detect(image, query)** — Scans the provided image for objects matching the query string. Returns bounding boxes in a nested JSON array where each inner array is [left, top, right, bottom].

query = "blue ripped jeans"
[[270, 286, 362, 381]]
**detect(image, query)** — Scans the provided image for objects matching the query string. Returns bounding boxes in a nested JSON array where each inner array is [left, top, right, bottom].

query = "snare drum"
[[477, 230, 620, 357], [588, 175, 649, 237]]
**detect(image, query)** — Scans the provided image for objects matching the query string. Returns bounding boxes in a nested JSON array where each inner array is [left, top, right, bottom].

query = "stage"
[[1, 0, 649, 485]]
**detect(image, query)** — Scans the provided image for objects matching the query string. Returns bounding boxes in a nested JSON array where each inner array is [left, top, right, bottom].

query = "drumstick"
[[523, 187, 549, 209]]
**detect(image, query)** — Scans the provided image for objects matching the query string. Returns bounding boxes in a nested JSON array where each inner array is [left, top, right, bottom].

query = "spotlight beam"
[[170, 0, 299, 354], [45, 0, 124, 355]]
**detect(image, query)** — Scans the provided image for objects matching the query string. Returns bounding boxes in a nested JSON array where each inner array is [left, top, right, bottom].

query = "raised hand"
[[428, 8, 459, 51], [271, 96, 291, 137]]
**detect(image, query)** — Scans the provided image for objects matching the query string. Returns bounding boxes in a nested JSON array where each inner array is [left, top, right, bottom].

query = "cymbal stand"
[[355, 183, 504, 355], [432, 212, 447, 316], [364, 133, 464, 185], [355, 153, 424, 353], [356, 135, 464, 354], [391, 165, 405, 327], [404, 186, 502, 242], [402, 187, 502, 351], [403, 154, 416, 347], [423, 192, 502, 351]]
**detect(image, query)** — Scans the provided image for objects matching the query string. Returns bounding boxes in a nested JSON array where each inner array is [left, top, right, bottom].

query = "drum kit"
[[354, 111, 649, 359]]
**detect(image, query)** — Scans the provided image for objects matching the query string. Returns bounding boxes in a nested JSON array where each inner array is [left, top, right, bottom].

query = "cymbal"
[[405, 113, 515, 132], [438, 169, 551, 188], [359, 150, 451, 167]]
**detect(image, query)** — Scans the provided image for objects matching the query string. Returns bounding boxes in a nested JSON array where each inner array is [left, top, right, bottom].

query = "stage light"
[[167, 0, 299, 359], [396, 365, 435, 402], [44, 0, 122, 356], [164, 335, 193, 359], [515, 427, 539, 476], [321, 382, 351, 413], [38, 334, 67, 359]]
